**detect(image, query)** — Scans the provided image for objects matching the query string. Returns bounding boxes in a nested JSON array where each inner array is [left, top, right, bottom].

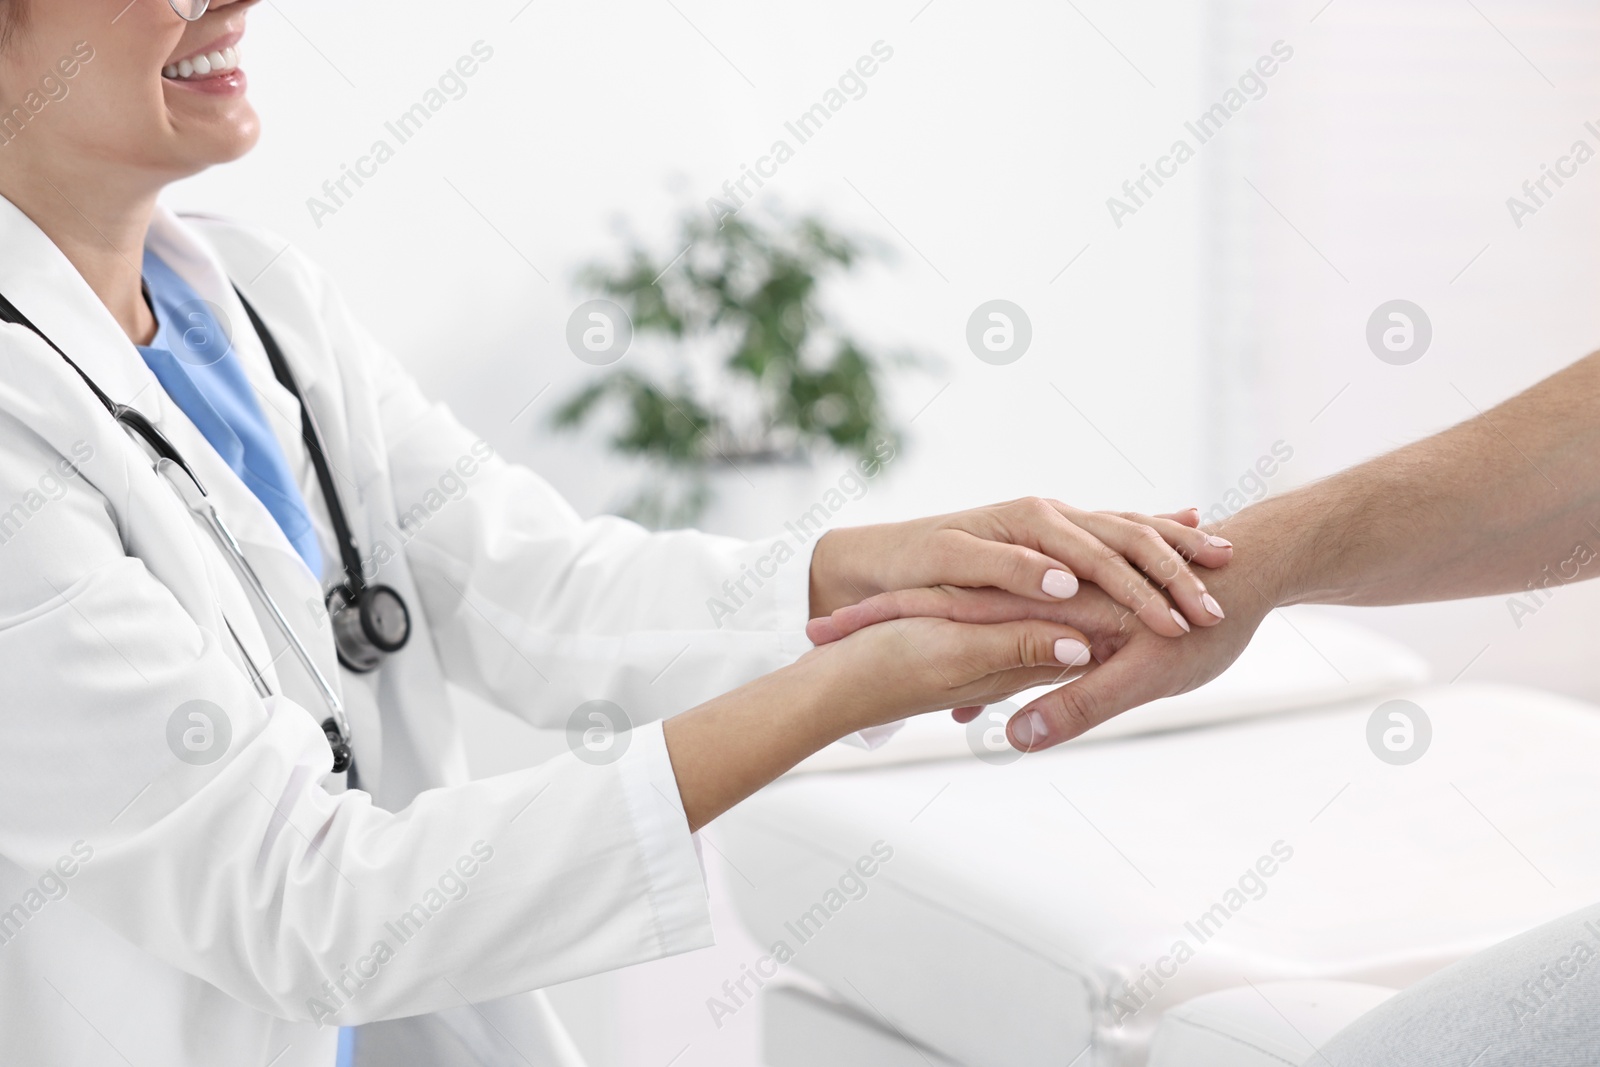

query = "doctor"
[[0, 1, 1232, 1065]]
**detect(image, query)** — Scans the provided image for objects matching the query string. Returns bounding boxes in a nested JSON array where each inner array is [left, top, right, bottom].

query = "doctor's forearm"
[[1220, 350, 1600, 609], [662, 660, 846, 832]]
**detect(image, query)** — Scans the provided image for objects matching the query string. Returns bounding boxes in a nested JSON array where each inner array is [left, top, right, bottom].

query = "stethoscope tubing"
[[158, 456, 352, 746]]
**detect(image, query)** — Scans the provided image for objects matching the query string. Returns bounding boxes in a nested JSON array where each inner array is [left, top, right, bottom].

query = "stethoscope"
[[0, 283, 412, 785]]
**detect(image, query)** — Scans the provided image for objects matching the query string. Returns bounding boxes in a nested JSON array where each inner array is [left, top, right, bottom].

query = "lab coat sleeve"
[[0, 373, 713, 1023], [340, 304, 829, 728]]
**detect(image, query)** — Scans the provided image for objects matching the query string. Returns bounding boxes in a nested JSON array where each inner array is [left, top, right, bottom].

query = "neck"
[[0, 164, 159, 345]]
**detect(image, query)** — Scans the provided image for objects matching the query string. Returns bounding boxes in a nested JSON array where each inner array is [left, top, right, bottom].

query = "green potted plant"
[[552, 208, 914, 529]]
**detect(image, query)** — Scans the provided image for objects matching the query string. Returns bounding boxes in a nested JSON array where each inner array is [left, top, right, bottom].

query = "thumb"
[[1006, 644, 1168, 751], [809, 587, 1057, 646], [806, 615, 844, 645], [807, 588, 962, 645]]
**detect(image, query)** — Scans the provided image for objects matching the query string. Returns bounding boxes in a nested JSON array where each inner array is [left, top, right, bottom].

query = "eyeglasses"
[[169, 0, 210, 21]]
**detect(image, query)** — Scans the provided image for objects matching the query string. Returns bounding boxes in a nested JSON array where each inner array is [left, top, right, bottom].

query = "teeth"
[[163, 46, 239, 81]]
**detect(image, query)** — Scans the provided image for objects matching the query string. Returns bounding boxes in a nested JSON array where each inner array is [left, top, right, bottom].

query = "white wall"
[[170, 0, 1600, 1062], [172, 0, 1213, 530], [1205, 0, 1600, 702]]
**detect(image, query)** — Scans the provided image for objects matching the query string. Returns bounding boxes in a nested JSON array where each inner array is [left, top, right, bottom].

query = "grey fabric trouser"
[[1311, 901, 1600, 1066]]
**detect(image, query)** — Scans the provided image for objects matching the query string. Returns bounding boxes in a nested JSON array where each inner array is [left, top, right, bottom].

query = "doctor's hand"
[[794, 613, 1102, 729], [664, 612, 1099, 830], [809, 499, 1234, 640]]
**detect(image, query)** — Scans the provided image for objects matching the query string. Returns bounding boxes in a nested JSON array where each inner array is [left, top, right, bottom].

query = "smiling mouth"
[[163, 45, 241, 82]]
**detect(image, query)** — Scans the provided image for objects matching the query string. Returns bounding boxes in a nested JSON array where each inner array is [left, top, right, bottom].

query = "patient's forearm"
[[1224, 350, 1600, 608]]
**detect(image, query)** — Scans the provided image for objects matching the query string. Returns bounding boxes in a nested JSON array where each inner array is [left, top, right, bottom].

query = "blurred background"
[[172, 0, 1600, 1061]]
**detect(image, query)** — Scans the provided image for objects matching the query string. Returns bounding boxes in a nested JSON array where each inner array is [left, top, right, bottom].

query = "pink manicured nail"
[[1202, 593, 1225, 619], [1170, 607, 1191, 633], [1207, 535, 1233, 549], [1042, 569, 1079, 598], [1055, 638, 1092, 666]]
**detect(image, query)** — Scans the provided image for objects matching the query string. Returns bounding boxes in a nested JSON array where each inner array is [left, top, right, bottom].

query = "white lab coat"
[[0, 200, 821, 1066]]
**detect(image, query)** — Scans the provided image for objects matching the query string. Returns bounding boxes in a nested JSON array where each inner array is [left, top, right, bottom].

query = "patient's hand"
[[810, 500, 1233, 640]]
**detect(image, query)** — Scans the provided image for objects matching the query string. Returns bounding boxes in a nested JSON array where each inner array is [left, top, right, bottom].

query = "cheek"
[[63, 60, 172, 152], [26, 27, 176, 146]]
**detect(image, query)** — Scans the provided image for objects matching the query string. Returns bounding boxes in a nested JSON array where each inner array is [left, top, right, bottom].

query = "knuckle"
[[1051, 686, 1102, 737], [1022, 627, 1055, 668], [1149, 550, 1186, 582], [1021, 496, 1055, 522], [1001, 545, 1036, 590], [1093, 541, 1125, 569], [1131, 525, 1166, 550]]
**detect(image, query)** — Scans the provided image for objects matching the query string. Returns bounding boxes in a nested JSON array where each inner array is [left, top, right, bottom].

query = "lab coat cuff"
[[773, 530, 904, 750], [772, 530, 821, 661], [837, 720, 904, 750], [616, 719, 715, 957]]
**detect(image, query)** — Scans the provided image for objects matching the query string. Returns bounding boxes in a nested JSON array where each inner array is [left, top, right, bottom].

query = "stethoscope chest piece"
[[327, 582, 411, 673]]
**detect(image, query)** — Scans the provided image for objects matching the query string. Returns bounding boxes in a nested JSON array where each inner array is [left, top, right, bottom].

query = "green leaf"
[[549, 207, 919, 510]]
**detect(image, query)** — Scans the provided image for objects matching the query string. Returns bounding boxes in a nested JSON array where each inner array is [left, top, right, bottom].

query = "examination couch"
[[718, 610, 1600, 1066]]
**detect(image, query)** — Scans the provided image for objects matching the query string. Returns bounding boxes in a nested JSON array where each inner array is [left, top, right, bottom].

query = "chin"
[[172, 112, 262, 174], [215, 114, 263, 162]]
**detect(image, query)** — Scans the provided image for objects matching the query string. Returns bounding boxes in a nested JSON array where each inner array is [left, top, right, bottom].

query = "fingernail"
[[1013, 710, 1049, 749], [1170, 607, 1191, 633], [1024, 713, 1049, 748], [1054, 638, 1092, 666], [1042, 569, 1079, 598], [1202, 593, 1225, 619], [1207, 535, 1233, 549]]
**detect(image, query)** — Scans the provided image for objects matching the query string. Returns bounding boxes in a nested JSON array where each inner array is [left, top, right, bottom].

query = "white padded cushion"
[[792, 608, 1429, 772], [720, 683, 1600, 1067], [1147, 981, 1397, 1067]]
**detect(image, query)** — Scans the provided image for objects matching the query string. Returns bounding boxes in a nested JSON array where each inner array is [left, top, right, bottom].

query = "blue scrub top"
[[135, 250, 324, 577]]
